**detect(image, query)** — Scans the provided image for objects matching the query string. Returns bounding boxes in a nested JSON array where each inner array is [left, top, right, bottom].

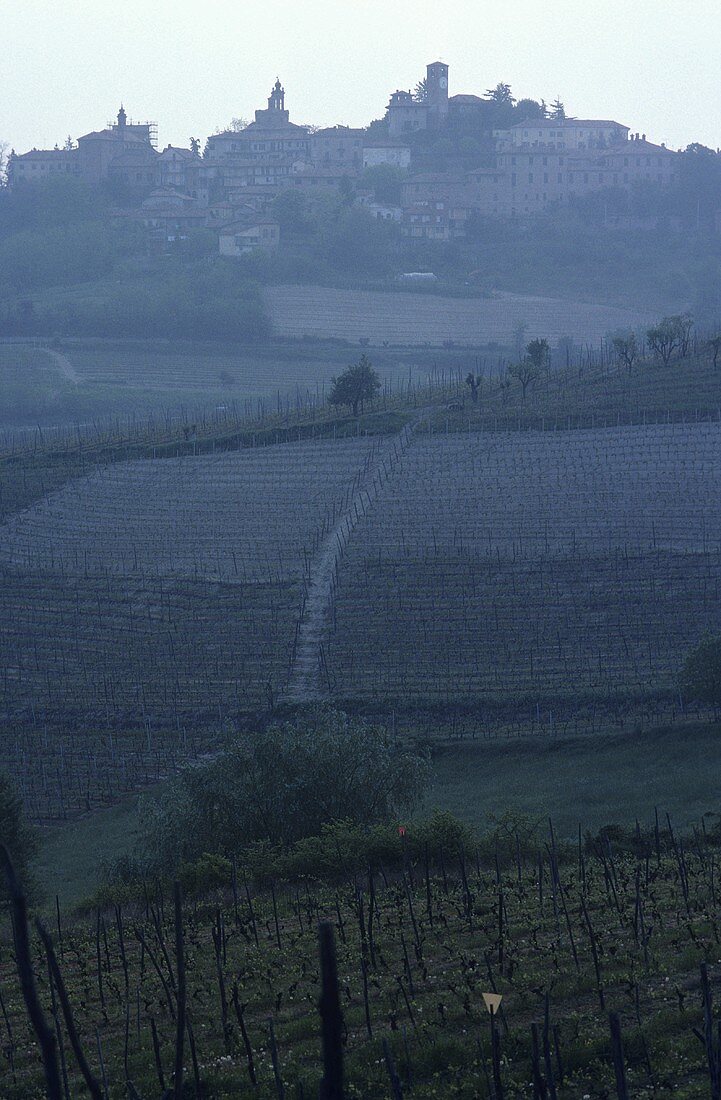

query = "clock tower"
[[426, 61, 449, 125]]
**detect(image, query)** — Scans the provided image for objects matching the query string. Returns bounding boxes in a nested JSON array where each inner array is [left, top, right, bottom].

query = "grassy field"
[[429, 721, 721, 838], [265, 284, 654, 345], [34, 720, 721, 910]]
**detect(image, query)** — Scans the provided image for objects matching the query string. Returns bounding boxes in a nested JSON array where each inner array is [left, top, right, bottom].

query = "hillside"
[[2, 343, 720, 828]]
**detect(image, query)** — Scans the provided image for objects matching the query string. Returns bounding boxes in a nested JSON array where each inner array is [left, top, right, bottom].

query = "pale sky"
[[3, 0, 721, 154]]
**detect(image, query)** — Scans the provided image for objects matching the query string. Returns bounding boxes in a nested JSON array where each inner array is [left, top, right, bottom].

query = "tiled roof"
[[511, 118, 627, 129]]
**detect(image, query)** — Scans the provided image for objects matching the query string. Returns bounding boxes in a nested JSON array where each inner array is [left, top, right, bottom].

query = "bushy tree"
[[680, 636, 721, 714], [647, 314, 693, 365], [515, 98, 547, 121], [526, 338, 550, 372], [485, 82, 515, 106], [329, 354, 381, 416], [137, 708, 429, 869], [361, 164, 405, 205], [0, 772, 38, 899]]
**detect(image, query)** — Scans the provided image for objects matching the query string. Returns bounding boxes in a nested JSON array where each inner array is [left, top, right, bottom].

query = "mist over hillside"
[[3, 35, 721, 1100]]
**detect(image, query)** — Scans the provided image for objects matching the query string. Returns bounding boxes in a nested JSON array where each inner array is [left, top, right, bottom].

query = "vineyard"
[[1, 333, 721, 830], [0, 440, 381, 820], [3, 818, 721, 1097], [265, 285, 653, 346], [326, 424, 721, 732]]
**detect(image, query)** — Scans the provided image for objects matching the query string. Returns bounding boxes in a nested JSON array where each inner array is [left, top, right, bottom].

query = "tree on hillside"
[[526, 338, 550, 373], [507, 357, 540, 399], [677, 312, 694, 357], [612, 333, 639, 373], [681, 636, 721, 715], [708, 335, 721, 369], [137, 708, 430, 866], [465, 371, 481, 402], [0, 772, 38, 900], [647, 314, 692, 365], [329, 354, 381, 416]]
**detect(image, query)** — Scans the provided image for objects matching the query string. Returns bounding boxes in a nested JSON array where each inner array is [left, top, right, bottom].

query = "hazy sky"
[[4, 0, 721, 154]]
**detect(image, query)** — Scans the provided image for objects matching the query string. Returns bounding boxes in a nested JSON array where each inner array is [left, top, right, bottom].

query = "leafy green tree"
[[681, 636, 721, 714], [612, 333, 639, 373], [137, 708, 429, 868], [0, 772, 37, 899], [329, 354, 381, 416], [550, 98, 566, 120]]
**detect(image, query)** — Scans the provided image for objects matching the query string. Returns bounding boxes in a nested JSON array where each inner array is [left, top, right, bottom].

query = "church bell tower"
[[426, 61, 449, 125], [268, 78, 285, 113]]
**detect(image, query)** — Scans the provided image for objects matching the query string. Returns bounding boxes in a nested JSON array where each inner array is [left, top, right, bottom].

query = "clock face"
[[439, 77, 448, 89]]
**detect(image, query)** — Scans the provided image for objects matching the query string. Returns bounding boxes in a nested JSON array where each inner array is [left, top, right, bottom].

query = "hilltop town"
[[7, 62, 682, 254]]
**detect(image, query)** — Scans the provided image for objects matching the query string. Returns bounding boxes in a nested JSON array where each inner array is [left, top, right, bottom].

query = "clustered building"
[[7, 65, 680, 252]]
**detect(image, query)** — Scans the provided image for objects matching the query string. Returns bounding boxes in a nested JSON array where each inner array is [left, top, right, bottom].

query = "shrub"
[[137, 707, 429, 872]]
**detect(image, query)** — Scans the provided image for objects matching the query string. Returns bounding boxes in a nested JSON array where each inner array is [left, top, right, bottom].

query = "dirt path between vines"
[[285, 413, 429, 703], [39, 347, 80, 384]]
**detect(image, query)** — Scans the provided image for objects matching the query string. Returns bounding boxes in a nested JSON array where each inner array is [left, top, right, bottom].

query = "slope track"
[[285, 417, 422, 702], [38, 346, 80, 384]]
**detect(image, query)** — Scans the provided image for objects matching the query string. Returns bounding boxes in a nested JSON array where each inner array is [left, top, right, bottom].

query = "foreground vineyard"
[[328, 424, 721, 730], [3, 824, 721, 1097]]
